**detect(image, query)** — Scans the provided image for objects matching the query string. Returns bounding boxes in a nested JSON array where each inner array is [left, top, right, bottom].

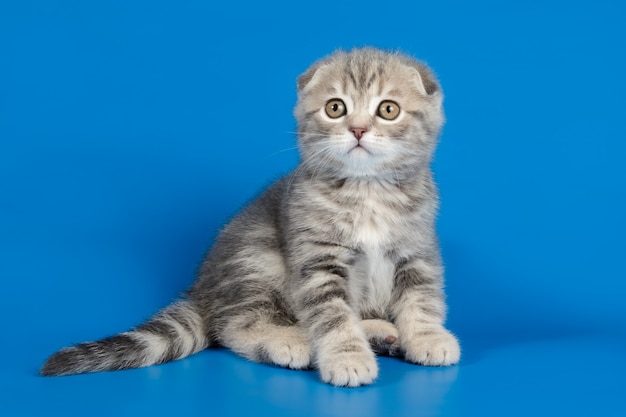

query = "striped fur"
[[41, 48, 460, 386], [41, 301, 207, 376]]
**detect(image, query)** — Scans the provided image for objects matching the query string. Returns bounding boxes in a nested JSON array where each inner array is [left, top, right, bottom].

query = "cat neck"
[[297, 165, 431, 189], [293, 166, 433, 209]]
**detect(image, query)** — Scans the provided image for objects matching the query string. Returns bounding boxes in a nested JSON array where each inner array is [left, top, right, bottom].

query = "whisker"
[[267, 146, 300, 158]]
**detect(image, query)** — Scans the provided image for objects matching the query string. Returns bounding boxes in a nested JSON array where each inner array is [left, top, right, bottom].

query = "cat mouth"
[[349, 144, 373, 155]]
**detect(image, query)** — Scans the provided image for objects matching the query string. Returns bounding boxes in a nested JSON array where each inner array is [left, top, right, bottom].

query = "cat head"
[[294, 48, 444, 180]]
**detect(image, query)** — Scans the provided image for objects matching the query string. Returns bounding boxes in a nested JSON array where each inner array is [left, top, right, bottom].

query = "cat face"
[[295, 48, 444, 180]]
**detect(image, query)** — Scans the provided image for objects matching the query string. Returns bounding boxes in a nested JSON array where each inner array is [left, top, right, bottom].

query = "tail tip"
[[40, 349, 79, 377]]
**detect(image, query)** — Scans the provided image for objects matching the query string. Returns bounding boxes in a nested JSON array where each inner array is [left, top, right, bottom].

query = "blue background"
[[1, 1, 625, 416]]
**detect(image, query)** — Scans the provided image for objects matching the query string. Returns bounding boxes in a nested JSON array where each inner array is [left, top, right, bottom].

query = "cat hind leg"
[[220, 318, 311, 370], [361, 319, 401, 357]]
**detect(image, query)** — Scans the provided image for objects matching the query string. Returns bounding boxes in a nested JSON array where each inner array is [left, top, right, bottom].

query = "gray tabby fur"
[[41, 48, 460, 387]]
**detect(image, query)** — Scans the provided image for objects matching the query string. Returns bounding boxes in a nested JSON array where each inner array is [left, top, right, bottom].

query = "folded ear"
[[405, 60, 441, 98], [409, 67, 429, 96], [297, 62, 327, 91]]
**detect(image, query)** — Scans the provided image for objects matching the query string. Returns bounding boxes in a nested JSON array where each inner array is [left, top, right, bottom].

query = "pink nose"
[[351, 127, 368, 140]]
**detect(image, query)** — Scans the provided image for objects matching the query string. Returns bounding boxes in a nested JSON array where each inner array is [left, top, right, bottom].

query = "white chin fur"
[[340, 149, 394, 178]]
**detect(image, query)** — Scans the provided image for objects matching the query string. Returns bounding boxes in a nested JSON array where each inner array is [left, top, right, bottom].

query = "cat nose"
[[350, 127, 368, 140]]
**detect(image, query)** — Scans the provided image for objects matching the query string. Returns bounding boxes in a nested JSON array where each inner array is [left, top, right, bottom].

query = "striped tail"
[[41, 300, 209, 376]]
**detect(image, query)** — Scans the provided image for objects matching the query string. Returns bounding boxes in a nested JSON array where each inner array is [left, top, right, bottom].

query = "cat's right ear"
[[297, 63, 326, 92]]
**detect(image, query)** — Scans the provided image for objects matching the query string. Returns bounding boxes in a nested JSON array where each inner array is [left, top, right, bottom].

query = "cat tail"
[[40, 300, 210, 376]]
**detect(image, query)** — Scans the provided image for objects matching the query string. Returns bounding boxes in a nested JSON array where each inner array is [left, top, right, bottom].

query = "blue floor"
[[1, 1, 625, 416], [2, 329, 625, 416]]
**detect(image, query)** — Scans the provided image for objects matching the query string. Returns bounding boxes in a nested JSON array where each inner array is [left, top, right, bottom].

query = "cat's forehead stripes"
[[340, 61, 388, 97], [310, 58, 428, 114], [298, 48, 442, 104]]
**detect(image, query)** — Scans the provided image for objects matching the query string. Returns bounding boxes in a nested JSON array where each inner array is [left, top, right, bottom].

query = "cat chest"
[[349, 245, 396, 316], [349, 197, 399, 248], [348, 208, 399, 315]]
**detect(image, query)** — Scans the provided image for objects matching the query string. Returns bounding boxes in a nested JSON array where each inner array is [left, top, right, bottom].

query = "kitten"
[[41, 48, 460, 387]]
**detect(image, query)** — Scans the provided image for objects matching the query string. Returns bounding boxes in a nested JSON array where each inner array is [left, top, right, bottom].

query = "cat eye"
[[325, 99, 347, 118], [377, 100, 401, 120]]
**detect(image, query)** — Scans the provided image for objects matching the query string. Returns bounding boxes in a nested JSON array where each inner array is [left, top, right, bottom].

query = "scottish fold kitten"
[[42, 48, 460, 387]]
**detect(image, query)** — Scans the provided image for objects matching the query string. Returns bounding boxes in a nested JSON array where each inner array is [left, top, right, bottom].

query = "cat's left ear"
[[406, 62, 442, 100], [409, 68, 429, 96]]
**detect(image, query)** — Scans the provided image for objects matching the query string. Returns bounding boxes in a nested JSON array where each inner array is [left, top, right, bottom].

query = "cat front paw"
[[402, 328, 460, 366], [318, 347, 378, 387]]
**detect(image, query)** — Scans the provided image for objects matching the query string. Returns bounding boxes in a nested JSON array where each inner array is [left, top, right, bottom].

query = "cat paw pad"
[[361, 319, 401, 356]]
